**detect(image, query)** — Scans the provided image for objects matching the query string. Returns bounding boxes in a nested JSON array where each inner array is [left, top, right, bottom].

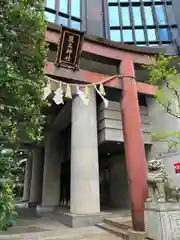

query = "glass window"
[[45, 12, 56, 23], [57, 16, 68, 26], [71, 20, 81, 30], [155, 5, 167, 25], [147, 29, 157, 41], [133, 7, 142, 26], [46, 0, 55, 9], [144, 7, 154, 25], [45, 0, 82, 29], [135, 29, 145, 41], [159, 28, 169, 41], [166, 5, 176, 25], [71, 0, 80, 18], [110, 30, 121, 42], [122, 7, 131, 26], [149, 44, 158, 47], [123, 30, 133, 42], [59, 0, 68, 14], [137, 44, 146, 47], [109, 6, 120, 26]]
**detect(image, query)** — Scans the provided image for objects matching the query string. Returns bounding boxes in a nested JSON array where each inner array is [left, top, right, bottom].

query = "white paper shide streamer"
[[43, 78, 109, 108], [94, 86, 109, 108], [76, 86, 89, 105], [53, 83, 64, 105]]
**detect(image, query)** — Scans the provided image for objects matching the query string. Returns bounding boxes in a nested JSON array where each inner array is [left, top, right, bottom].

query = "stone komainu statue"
[[146, 159, 180, 202]]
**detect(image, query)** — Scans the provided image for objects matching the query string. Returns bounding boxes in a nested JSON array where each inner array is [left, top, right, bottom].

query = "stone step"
[[96, 222, 128, 239], [104, 218, 132, 230]]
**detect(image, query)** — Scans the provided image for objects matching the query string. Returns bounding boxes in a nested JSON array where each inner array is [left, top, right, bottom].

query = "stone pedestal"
[[145, 202, 180, 240], [128, 229, 146, 240], [55, 211, 108, 228]]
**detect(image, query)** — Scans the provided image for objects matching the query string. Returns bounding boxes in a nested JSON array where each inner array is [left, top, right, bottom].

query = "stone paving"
[[0, 205, 122, 240]]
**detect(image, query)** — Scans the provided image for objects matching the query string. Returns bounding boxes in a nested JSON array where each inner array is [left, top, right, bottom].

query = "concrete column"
[[41, 132, 62, 209], [29, 148, 44, 206], [23, 157, 32, 202], [70, 87, 100, 214], [120, 58, 148, 231]]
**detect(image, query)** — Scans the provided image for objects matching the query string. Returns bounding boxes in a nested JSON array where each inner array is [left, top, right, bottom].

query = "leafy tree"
[[0, 0, 48, 230], [147, 52, 180, 149], [0, 149, 17, 231]]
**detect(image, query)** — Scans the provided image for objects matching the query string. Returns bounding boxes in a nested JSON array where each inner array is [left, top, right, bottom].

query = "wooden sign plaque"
[[55, 25, 84, 71]]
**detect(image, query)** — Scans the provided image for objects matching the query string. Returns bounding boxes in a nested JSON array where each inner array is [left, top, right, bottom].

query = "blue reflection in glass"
[[144, 7, 154, 25], [159, 28, 169, 41], [45, 11, 56, 23], [57, 16, 68, 26], [123, 30, 133, 42], [59, 0, 68, 14], [110, 30, 121, 41], [71, 20, 81, 30], [147, 29, 156, 41], [135, 29, 145, 41], [46, 0, 55, 9], [155, 6, 166, 25], [109, 6, 119, 26], [71, 0, 80, 18], [122, 7, 130, 26], [133, 7, 142, 26]]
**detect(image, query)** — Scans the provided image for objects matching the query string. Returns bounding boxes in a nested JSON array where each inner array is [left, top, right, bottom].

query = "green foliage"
[[0, 0, 48, 231], [148, 52, 177, 85], [0, 180, 17, 231], [0, 0, 48, 144], [147, 52, 180, 149], [0, 149, 18, 231]]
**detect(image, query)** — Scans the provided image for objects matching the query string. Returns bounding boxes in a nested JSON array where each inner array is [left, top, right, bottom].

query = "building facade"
[[44, 0, 180, 48], [23, 0, 180, 231]]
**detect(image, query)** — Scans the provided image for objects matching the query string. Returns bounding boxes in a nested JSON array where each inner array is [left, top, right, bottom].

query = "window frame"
[[44, 0, 82, 30], [105, 0, 177, 46]]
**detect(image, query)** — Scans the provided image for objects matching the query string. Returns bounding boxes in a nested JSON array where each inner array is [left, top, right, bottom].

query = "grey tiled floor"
[[0, 205, 122, 240]]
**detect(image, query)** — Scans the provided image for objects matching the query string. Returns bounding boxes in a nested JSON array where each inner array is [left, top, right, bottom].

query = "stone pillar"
[[40, 132, 62, 210], [120, 58, 148, 231], [23, 157, 32, 202], [29, 148, 44, 207], [70, 87, 100, 214]]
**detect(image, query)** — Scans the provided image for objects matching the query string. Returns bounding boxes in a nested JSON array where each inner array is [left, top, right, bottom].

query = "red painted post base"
[[131, 209, 145, 232], [120, 58, 148, 232]]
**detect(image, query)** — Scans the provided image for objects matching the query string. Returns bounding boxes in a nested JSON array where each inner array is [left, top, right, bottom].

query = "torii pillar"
[[120, 58, 148, 232]]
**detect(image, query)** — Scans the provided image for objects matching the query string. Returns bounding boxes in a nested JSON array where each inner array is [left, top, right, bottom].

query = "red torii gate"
[[45, 25, 158, 232]]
